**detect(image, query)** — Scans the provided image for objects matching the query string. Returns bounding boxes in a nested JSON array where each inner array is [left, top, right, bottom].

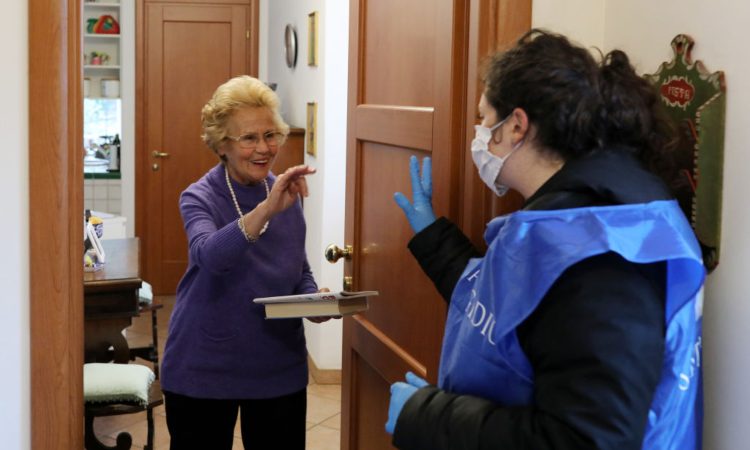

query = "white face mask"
[[471, 115, 524, 196]]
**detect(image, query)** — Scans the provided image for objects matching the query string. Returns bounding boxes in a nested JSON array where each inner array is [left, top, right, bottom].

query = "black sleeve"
[[407, 217, 482, 303], [393, 252, 665, 450]]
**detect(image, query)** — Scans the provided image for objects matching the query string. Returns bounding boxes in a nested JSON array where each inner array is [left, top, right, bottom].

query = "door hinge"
[[246, 30, 250, 39]]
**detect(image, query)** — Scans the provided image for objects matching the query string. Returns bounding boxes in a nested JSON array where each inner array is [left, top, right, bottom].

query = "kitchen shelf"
[[83, 0, 124, 176]]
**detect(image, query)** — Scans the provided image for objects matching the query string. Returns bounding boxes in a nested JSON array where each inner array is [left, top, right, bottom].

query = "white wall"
[[121, 0, 136, 237], [263, 0, 349, 370], [258, 0, 269, 82], [535, 1, 750, 448], [0, 2, 29, 449]]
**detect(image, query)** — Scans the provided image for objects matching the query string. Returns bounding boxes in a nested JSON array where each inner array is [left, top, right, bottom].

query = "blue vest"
[[439, 200, 705, 449]]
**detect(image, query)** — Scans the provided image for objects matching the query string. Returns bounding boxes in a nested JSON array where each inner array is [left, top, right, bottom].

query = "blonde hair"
[[201, 75, 290, 152]]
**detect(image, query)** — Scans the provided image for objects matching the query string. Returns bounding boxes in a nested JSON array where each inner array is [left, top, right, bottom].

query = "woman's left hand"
[[386, 372, 430, 434], [306, 287, 342, 323]]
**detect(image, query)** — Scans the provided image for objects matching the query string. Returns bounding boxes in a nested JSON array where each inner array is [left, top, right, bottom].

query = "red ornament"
[[94, 15, 120, 35]]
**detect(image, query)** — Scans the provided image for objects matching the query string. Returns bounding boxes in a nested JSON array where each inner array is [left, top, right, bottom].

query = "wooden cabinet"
[[272, 127, 305, 175]]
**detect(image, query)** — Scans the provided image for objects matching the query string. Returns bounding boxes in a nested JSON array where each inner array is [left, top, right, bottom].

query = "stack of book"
[[253, 290, 379, 319]]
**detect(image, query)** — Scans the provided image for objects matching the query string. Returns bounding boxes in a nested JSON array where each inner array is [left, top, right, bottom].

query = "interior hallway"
[[90, 295, 342, 450]]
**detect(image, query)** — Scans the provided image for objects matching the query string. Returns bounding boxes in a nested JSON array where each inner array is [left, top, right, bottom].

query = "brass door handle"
[[152, 151, 170, 158], [325, 244, 353, 263]]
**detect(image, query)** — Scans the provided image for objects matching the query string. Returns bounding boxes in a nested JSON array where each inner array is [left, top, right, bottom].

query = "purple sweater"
[[160, 164, 318, 399]]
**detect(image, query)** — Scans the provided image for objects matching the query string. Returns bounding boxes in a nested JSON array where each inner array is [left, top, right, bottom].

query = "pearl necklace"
[[225, 165, 269, 236]]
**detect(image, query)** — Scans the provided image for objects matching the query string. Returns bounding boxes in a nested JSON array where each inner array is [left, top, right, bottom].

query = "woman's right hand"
[[264, 165, 316, 216]]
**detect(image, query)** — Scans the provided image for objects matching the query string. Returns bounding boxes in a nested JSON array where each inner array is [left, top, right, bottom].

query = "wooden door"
[[341, 1, 469, 448], [341, 0, 531, 448], [137, 1, 258, 294]]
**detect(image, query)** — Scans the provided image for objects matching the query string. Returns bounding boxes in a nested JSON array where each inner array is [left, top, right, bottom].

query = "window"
[[84, 98, 121, 151]]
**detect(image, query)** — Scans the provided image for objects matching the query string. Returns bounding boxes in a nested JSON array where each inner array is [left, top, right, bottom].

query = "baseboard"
[[308, 354, 342, 385]]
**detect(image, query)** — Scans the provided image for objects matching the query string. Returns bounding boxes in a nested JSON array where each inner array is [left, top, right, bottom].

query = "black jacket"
[[393, 148, 672, 450]]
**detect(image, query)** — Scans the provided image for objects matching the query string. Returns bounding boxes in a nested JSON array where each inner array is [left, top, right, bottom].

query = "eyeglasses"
[[225, 131, 284, 150]]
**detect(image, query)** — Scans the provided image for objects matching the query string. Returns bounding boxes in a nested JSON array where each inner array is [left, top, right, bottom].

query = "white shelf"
[[84, 65, 121, 70], [84, 33, 120, 39], [84, 2, 121, 8]]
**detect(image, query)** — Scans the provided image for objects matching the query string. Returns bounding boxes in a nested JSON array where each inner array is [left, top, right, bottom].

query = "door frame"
[[29, 0, 84, 448]]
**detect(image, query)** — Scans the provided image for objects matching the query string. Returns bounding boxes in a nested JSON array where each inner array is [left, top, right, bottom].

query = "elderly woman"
[[160, 75, 323, 450]]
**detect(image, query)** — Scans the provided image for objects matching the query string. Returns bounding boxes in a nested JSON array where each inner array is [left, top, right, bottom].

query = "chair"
[[129, 295, 164, 379], [84, 371, 163, 450], [84, 292, 164, 450]]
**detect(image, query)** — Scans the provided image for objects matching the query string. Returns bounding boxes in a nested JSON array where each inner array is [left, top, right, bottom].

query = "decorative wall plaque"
[[645, 34, 726, 271], [306, 102, 317, 157], [308, 11, 319, 66]]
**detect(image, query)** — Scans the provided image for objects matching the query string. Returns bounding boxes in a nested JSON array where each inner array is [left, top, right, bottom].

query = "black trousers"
[[163, 388, 307, 450]]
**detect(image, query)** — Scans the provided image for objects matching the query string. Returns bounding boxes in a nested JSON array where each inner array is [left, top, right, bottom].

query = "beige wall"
[[534, 1, 750, 448], [532, 0, 604, 49]]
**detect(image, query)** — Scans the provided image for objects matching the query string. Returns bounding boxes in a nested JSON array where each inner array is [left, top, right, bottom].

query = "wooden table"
[[84, 237, 142, 363]]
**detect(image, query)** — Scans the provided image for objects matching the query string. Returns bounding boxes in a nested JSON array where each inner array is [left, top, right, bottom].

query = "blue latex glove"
[[394, 156, 437, 233], [385, 372, 430, 434]]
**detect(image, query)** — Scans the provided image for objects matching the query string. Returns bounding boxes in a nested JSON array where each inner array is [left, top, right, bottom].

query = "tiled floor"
[[90, 295, 341, 450]]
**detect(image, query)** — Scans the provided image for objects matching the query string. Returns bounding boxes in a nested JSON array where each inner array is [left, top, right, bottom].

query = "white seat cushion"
[[84, 363, 155, 406], [138, 280, 154, 305]]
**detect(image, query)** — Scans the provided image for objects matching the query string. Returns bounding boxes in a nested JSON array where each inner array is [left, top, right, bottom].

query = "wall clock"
[[284, 24, 297, 68]]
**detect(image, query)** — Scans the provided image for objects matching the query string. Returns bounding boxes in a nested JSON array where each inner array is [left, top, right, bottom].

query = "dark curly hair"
[[483, 29, 675, 172]]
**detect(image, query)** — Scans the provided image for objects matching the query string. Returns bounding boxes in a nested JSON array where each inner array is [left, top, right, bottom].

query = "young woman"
[[389, 30, 705, 450]]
